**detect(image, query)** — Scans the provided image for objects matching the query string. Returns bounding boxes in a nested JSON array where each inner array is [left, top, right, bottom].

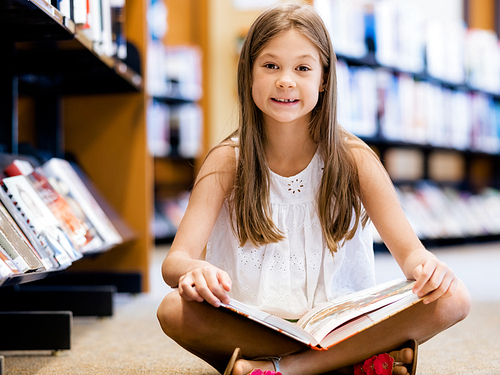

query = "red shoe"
[[353, 339, 418, 375]]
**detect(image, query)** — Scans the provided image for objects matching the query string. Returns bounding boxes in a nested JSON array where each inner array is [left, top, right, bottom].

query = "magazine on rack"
[[0, 175, 79, 270], [41, 158, 123, 250], [220, 278, 424, 350], [5, 159, 106, 254], [0, 202, 45, 273]]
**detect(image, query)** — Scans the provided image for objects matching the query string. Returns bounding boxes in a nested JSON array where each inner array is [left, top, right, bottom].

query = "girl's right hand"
[[178, 264, 232, 307]]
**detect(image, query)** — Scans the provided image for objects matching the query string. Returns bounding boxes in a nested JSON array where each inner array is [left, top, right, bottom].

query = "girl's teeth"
[[276, 98, 296, 102]]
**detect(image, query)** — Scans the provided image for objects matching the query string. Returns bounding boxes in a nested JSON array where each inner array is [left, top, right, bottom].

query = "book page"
[[297, 279, 417, 344], [220, 299, 320, 348], [319, 292, 423, 349]]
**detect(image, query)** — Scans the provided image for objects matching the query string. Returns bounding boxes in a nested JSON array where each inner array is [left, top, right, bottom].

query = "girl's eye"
[[264, 63, 278, 69], [297, 66, 310, 72]]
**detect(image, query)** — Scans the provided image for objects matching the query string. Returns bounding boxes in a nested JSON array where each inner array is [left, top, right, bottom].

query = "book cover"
[[220, 279, 423, 350], [0, 176, 77, 270], [41, 158, 123, 249], [0, 202, 45, 273], [5, 160, 105, 254]]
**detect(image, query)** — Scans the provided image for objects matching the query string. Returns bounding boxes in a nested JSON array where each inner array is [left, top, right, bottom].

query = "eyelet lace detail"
[[287, 178, 304, 194]]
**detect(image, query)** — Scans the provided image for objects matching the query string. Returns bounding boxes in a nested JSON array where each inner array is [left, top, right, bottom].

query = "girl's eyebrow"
[[258, 53, 317, 62]]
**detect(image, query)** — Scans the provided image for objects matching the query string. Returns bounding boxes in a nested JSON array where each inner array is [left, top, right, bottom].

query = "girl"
[[157, 3, 471, 375]]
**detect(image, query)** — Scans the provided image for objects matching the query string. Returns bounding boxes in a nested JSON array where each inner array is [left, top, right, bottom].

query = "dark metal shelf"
[[17, 43, 142, 95], [374, 234, 500, 252], [1, 0, 142, 94], [1, 269, 64, 288], [360, 136, 500, 158], [1, 0, 74, 41], [337, 51, 497, 98]]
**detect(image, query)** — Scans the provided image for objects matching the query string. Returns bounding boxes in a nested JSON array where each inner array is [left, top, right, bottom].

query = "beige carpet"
[[2, 246, 500, 374]]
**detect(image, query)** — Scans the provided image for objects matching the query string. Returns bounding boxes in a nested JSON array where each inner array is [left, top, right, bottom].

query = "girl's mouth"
[[272, 98, 299, 103]]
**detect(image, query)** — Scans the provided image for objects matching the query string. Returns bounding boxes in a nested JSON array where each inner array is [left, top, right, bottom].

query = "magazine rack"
[[0, 0, 150, 353]]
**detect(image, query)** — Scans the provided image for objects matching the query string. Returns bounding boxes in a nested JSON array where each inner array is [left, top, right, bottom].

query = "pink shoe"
[[249, 357, 282, 375], [223, 348, 282, 375]]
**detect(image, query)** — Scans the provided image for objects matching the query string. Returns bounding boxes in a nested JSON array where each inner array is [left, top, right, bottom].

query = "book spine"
[[0, 182, 59, 270], [0, 242, 29, 273]]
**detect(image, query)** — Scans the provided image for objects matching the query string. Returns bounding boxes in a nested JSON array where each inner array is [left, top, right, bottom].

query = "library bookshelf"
[[0, 0, 152, 352]]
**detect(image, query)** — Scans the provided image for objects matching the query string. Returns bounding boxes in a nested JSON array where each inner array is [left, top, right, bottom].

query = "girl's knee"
[[157, 291, 183, 339], [438, 279, 471, 327], [453, 279, 471, 322]]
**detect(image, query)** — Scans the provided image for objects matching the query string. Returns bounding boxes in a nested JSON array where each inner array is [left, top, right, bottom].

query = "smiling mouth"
[[272, 98, 299, 103]]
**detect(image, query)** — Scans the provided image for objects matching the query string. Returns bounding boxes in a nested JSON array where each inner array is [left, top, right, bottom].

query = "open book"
[[220, 278, 424, 350]]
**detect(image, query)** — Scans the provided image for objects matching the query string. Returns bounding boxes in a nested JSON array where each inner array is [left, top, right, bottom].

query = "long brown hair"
[[225, 3, 370, 254]]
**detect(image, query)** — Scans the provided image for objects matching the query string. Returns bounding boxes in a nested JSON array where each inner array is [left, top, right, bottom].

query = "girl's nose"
[[276, 75, 295, 89]]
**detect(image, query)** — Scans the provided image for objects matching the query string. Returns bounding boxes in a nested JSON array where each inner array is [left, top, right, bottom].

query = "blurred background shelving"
[[148, 0, 500, 251]]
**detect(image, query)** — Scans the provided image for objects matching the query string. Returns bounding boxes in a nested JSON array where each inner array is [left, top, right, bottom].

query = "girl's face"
[[252, 28, 324, 129]]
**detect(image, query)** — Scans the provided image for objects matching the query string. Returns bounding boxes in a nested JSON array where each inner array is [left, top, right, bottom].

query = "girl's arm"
[[161, 145, 236, 307], [353, 145, 459, 304]]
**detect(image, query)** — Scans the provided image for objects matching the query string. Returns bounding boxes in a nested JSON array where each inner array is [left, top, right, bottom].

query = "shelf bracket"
[[0, 284, 117, 317], [0, 42, 19, 154], [0, 311, 72, 351], [35, 72, 64, 159]]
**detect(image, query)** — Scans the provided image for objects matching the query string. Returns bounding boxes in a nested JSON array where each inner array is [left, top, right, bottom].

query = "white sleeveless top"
[[206, 150, 375, 320]]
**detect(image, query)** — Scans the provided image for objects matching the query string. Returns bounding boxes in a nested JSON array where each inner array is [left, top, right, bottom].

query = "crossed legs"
[[157, 280, 470, 375]]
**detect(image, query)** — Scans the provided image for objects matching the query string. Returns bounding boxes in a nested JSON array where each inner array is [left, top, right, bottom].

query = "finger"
[[178, 275, 204, 302], [217, 270, 232, 292], [422, 271, 454, 304], [418, 262, 448, 297], [412, 264, 423, 294], [412, 261, 435, 296], [191, 268, 227, 307], [213, 271, 232, 305], [203, 269, 232, 306], [425, 276, 459, 304]]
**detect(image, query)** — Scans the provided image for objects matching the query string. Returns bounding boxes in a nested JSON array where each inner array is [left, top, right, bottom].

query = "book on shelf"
[[0, 202, 45, 274], [41, 158, 123, 249], [0, 252, 20, 286], [0, 175, 77, 271], [219, 279, 423, 350], [54, 0, 125, 59], [110, 0, 127, 59], [4, 160, 106, 254], [0, 248, 21, 277]]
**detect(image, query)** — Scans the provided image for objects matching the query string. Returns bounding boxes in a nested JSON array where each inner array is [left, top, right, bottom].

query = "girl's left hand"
[[412, 257, 459, 304]]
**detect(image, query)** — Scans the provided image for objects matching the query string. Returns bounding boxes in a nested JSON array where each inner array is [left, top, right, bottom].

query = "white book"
[[100, 0, 114, 56], [147, 100, 171, 157], [374, 1, 397, 68], [178, 104, 203, 158], [89, 0, 103, 45], [73, 0, 89, 25]]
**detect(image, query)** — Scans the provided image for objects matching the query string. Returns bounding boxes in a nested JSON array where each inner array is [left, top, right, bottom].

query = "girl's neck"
[[264, 122, 317, 178]]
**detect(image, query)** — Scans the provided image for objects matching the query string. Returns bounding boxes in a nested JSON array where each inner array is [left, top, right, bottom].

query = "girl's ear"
[[319, 75, 327, 92]]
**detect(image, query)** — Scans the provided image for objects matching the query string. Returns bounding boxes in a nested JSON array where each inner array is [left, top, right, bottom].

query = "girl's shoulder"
[[340, 131, 384, 176], [202, 142, 237, 173], [195, 140, 238, 196]]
